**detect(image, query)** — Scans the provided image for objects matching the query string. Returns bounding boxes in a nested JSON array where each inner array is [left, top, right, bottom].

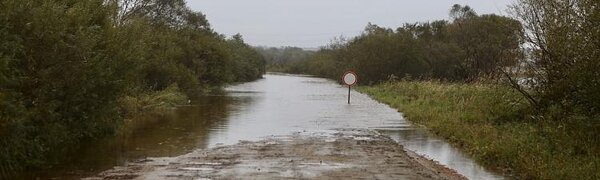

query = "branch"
[[501, 68, 540, 107]]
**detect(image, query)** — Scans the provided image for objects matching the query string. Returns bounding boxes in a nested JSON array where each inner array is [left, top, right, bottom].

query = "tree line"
[[0, 0, 265, 173], [288, 5, 523, 84], [254, 46, 315, 72]]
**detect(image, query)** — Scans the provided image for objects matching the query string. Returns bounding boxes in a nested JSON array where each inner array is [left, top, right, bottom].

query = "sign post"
[[342, 71, 357, 104]]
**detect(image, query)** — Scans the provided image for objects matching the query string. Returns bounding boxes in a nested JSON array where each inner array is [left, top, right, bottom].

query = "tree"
[[450, 4, 477, 21], [227, 34, 266, 82], [0, 0, 129, 170], [510, 0, 600, 117], [289, 5, 523, 83], [255, 46, 315, 72], [448, 14, 524, 80]]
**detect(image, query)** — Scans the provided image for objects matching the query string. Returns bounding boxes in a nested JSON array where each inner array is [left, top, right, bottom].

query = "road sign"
[[343, 71, 357, 86], [342, 71, 357, 104]]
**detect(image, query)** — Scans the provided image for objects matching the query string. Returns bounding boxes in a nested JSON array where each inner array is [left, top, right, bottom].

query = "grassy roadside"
[[358, 81, 599, 179]]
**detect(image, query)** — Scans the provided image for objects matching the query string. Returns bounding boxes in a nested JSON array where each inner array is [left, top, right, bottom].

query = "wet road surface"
[[90, 129, 466, 180], [30, 73, 504, 179]]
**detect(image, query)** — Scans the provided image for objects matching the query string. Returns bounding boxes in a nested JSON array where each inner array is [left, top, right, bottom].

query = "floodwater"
[[27, 73, 504, 179]]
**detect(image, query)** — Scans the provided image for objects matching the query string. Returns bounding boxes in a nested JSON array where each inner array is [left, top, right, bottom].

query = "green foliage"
[[448, 11, 524, 79], [289, 5, 523, 84], [0, 0, 127, 174], [510, 0, 600, 120], [360, 81, 599, 179], [227, 34, 266, 82], [0, 0, 265, 174]]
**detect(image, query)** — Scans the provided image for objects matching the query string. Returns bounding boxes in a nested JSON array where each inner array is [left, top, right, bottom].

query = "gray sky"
[[186, 0, 515, 48]]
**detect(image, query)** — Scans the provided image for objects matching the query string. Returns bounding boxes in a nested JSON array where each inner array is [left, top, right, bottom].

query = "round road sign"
[[342, 71, 357, 86]]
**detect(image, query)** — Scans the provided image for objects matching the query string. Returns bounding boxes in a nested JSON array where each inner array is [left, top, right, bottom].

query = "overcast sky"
[[186, 0, 515, 48]]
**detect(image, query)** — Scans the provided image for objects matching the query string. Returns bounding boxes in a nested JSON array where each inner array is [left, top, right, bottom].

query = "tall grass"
[[0, 140, 16, 179], [359, 81, 599, 179]]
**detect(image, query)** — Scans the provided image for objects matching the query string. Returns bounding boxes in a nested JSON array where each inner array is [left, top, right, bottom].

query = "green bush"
[[0, 0, 266, 174], [510, 0, 600, 123], [0, 0, 125, 171]]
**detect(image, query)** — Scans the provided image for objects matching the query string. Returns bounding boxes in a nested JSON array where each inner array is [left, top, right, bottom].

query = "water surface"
[[30, 74, 504, 179]]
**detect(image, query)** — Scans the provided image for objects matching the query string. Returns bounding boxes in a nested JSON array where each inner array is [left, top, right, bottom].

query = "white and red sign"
[[342, 71, 357, 86]]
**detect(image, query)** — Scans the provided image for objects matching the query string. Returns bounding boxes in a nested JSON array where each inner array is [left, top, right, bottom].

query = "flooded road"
[[31, 74, 503, 179]]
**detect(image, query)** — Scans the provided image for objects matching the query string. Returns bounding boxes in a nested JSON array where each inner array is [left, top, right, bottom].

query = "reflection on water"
[[212, 74, 504, 179], [380, 129, 502, 180], [26, 96, 250, 179], [28, 74, 504, 179]]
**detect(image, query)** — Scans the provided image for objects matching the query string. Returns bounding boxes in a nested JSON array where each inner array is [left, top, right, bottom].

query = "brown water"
[[27, 73, 504, 179]]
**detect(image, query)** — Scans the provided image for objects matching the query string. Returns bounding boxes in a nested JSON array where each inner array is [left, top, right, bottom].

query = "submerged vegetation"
[[0, 0, 264, 175]]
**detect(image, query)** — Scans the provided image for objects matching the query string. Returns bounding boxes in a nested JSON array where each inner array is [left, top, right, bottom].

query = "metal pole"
[[348, 86, 351, 104]]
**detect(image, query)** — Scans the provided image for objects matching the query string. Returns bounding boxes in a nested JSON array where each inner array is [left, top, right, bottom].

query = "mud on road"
[[87, 129, 465, 180]]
